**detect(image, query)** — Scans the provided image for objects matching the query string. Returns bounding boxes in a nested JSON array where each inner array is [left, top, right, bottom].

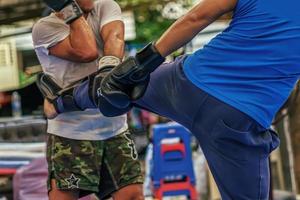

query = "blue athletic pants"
[[71, 56, 280, 199]]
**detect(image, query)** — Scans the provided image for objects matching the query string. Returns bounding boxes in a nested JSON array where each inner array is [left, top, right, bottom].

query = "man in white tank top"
[[32, 1, 143, 199]]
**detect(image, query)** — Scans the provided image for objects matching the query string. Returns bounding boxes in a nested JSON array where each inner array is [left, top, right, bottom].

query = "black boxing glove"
[[99, 43, 165, 108]]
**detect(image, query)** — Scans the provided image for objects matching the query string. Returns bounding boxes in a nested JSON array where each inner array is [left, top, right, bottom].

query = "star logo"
[[65, 174, 80, 189]]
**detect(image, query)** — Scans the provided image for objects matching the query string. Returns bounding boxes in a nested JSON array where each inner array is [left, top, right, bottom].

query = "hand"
[[99, 43, 165, 108], [44, 99, 58, 119], [98, 56, 120, 70]]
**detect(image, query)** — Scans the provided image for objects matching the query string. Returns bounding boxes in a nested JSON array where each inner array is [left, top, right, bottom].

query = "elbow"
[[84, 51, 99, 62], [185, 12, 212, 27], [184, 4, 222, 28], [77, 48, 98, 62]]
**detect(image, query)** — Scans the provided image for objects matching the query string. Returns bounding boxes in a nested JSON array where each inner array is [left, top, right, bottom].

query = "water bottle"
[[11, 91, 22, 117]]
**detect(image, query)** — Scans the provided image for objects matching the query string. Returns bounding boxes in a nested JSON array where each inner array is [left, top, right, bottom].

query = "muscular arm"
[[49, 16, 98, 62], [155, 0, 237, 57], [42, 20, 125, 118], [101, 20, 125, 59]]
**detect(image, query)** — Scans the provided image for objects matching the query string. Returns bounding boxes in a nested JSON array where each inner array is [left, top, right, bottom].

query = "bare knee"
[[112, 184, 144, 200]]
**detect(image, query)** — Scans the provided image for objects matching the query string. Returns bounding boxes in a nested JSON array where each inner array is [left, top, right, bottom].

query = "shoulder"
[[33, 14, 60, 27], [32, 14, 65, 34], [94, 0, 121, 13], [94, 0, 120, 7], [32, 16, 48, 32], [32, 14, 69, 46], [32, 17, 49, 44]]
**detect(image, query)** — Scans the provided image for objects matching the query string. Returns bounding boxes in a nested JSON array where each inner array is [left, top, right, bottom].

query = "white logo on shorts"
[[124, 133, 138, 160], [66, 174, 80, 189]]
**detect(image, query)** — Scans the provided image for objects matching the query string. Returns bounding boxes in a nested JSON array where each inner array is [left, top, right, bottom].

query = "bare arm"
[[42, 20, 125, 119], [49, 16, 98, 62], [101, 20, 125, 59], [155, 0, 237, 57]]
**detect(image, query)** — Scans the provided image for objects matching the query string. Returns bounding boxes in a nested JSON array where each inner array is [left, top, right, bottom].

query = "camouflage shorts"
[[46, 130, 143, 199]]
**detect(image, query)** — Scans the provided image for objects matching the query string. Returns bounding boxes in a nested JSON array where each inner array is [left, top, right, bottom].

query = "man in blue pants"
[[39, 0, 300, 199]]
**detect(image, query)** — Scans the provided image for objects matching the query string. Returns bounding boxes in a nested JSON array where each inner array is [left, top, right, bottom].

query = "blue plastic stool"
[[151, 123, 198, 200]]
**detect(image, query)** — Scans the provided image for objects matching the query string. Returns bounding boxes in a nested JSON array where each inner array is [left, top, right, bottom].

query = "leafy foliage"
[[116, 0, 192, 43], [134, 9, 174, 43]]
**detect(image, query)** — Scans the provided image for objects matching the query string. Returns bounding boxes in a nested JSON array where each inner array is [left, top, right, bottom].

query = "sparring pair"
[[38, 0, 300, 199], [34, 0, 143, 200]]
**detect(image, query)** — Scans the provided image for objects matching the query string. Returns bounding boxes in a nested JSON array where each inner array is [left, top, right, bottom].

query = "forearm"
[[155, 16, 212, 57], [100, 20, 125, 60], [103, 34, 124, 59], [69, 16, 98, 56], [155, 1, 233, 57]]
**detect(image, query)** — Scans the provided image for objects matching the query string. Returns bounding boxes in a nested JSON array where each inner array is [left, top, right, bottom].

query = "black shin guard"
[[57, 87, 82, 112], [36, 73, 82, 113], [88, 67, 132, 117]]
